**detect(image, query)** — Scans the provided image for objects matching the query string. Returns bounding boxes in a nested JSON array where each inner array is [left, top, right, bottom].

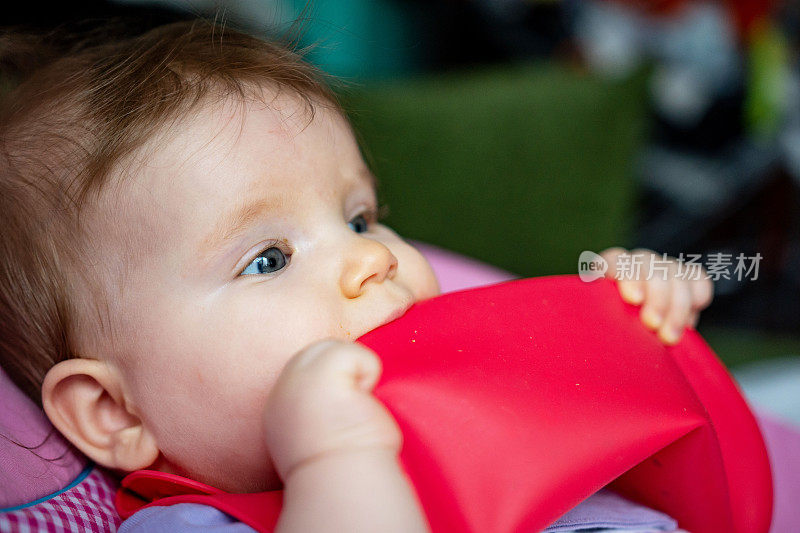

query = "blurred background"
[[4, 0, 800, 420]]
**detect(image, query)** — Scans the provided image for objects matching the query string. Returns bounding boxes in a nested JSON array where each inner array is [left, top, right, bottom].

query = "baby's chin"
[[154, 454, 282, 493]]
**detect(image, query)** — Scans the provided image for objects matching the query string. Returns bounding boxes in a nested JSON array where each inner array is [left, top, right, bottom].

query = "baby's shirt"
[[119, 489, 679, 532]]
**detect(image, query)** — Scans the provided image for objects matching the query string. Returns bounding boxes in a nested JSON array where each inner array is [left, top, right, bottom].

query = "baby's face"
[[85, 91, 439, 491]]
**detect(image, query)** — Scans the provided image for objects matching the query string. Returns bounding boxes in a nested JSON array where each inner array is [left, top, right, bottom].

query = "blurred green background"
[[342, 64, 644, 278]]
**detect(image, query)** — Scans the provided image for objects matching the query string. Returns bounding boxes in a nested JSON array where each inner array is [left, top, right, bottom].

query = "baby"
[[0, 21, 712, 532]]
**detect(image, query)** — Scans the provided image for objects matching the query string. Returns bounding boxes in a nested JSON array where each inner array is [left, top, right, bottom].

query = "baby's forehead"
[[143, 91, 322, 160], [112, 91, 336, 190], [91, 90, 369, 257]]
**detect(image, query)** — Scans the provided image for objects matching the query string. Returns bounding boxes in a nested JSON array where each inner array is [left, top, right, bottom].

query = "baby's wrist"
[[277, 444, 429, 533]]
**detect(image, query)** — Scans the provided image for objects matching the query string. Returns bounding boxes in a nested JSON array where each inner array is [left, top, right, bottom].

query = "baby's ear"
[[42, 359, 159, 472]]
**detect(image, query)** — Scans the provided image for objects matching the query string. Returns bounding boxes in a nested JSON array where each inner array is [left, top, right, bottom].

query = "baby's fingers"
[[601, 247, 644, 304], [689, 275, 714, 312], [639, 273, 671, 331], [657, 278, 693, 345], [687, 310, 700, 329]]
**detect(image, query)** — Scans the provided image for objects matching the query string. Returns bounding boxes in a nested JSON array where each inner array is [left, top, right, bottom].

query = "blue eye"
[[348, 214, 369, 234], [241, 246, 289, 276]]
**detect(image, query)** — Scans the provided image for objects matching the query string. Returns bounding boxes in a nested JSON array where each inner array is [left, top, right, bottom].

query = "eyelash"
[[238, 206, 384, 277], [358, 206, 381, 226], [240, 239, 292, 277]]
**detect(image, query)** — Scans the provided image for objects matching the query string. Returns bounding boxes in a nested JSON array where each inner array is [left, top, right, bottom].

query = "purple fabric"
[[0, 467, 120, 532], [119, 490, 677, 533], [0, 368, 85, 508], [119, 503, 253, 532], [757, 412, 800, 533], [411, 241, 516, 294], [545, 490, 677, 531]]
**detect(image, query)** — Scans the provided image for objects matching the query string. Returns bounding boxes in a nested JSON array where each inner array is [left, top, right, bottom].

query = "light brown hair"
[[0, 19, 339, 405]]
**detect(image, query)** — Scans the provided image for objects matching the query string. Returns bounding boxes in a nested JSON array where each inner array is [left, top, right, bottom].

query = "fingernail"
[[662, 327, 681, 345], [620, 285, 643, 304], [628, 287, 644, 304], [642, 308, 663, 329]]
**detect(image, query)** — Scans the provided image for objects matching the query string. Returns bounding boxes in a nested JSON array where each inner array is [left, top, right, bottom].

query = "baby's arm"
[[264, 340, 430, 533]]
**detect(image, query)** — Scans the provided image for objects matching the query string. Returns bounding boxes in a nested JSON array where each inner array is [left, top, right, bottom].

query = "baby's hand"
[[263, 339, 401, 481], [600, 248, 713, 345], [265, 341, 428, 532]]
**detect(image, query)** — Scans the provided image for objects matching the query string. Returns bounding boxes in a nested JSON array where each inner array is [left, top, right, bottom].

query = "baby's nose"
[[339, 239, 398, 299]]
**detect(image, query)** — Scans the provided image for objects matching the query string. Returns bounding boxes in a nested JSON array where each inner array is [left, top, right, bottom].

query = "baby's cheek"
[[402, 248, 440, 300], [419, 266, 441, 299]]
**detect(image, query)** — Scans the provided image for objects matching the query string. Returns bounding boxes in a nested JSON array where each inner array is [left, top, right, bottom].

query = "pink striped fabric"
[[0, 467, 120, 532]]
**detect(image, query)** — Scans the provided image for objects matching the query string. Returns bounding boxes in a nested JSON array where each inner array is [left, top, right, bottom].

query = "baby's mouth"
[[373, 299, 414, 332]]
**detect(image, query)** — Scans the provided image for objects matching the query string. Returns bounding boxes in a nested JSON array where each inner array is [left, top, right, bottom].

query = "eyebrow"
[[200, 197, 284, 260], [201, 168, 378, 263]]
